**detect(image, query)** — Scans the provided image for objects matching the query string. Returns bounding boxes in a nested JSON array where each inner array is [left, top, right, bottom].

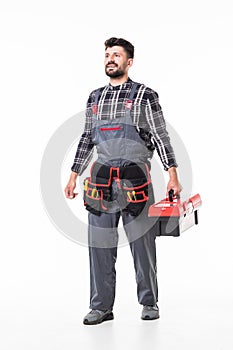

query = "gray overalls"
[[84, 83, 158, 311]]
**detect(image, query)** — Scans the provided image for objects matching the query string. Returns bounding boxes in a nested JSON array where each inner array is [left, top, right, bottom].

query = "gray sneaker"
[[141, 305, 160, 320], [83, 309, 114, 325]]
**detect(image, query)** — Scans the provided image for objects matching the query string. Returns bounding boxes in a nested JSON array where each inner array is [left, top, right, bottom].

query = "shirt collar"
[[108, 77, 133, 90]]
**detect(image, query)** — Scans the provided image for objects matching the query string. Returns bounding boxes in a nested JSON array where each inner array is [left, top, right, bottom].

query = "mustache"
[[106, 61, 118, 67]]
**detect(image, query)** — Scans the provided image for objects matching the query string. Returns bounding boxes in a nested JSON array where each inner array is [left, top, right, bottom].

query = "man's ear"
[[128, 58, 133, 67]]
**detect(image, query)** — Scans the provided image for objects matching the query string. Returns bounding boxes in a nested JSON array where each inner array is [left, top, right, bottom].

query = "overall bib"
[[84, 83, 158, 311]]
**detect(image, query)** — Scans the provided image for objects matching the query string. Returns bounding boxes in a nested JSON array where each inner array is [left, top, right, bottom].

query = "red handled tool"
[[148, 189, 202, 237]]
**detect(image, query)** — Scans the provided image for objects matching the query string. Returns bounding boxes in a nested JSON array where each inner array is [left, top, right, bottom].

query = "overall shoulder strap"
[[94, 88, 101, 104], [128, 82, 139, 101], [92, 88, 101, 116], [125, 82, 140, 111]]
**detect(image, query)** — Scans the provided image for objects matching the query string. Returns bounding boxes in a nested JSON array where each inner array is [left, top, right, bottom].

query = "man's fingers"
[[70, 192, 78, 198], [65, 187, 74, 198], [67, 189, 78, 199], [167, 187, 180, 197], [64, 177, 78, 199], [68, 189, 74, 198]]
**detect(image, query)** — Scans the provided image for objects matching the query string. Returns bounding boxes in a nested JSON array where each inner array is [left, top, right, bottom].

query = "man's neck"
[[109, 74, 129, 87]]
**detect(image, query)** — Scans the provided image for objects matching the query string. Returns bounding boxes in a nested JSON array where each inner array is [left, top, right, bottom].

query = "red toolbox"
[[148, 190, 202, 237]]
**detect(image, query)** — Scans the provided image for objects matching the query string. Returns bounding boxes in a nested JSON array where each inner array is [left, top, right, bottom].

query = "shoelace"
[[90, 310, 104, 315], [143, 306, 158, 311]]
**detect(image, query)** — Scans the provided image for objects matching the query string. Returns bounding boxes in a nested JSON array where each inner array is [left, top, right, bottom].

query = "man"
[[64, 37, 182, 325]]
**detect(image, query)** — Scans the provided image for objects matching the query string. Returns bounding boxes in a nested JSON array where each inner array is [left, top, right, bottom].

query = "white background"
[[1, 0, 233, 349]]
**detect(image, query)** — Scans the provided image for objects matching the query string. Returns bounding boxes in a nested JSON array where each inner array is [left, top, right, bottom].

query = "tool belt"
[[83, 162, 154, 216]]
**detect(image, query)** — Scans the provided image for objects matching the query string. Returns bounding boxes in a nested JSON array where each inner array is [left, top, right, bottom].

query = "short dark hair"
[[104, 37, 134, 59]]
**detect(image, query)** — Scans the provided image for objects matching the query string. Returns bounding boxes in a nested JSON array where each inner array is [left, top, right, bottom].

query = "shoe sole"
[[83, 312, 114, 325], [141, 314, 160, 321]]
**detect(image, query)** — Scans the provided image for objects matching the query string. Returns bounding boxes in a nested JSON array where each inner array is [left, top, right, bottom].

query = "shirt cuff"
[[163, 162, 178, 171], [71, 164, 82, 174]]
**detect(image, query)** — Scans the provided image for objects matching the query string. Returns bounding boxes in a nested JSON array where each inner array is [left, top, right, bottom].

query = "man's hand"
[[64, 171, 79, 199], [167, 167, 182, 196]]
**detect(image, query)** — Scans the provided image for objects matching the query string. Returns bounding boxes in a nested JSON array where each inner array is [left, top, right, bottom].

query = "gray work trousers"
[[88, 209, 158, 311]]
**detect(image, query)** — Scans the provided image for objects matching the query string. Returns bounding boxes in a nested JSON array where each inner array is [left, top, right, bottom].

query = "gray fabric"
[[92, 113, 153, 164], [87, 84, 158, 311], [91, 83, 152, 164], [88, 210, 158, 311]]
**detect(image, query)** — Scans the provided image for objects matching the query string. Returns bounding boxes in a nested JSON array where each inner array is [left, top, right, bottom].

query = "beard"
[[105, 63, 127, 78], [105, 67, 125, 78]]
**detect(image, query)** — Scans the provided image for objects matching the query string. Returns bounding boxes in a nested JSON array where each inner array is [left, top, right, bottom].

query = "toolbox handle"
[[168, 189, 180, 202]]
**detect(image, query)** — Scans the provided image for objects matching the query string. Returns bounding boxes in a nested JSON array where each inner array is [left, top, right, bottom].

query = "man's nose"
[[107, 59, 115, 64], [107, 54, 116, 62]]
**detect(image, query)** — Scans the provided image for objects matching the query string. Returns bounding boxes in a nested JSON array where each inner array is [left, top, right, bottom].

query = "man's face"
[[104, 46, 132, 78]]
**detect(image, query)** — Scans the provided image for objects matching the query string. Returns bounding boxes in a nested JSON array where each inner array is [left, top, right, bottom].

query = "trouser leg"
[[88, 211, 121, 311], [122, 211, 158, 306]]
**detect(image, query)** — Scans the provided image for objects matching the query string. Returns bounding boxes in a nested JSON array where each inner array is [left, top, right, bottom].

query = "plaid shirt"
[[71, 78, 177, 175]]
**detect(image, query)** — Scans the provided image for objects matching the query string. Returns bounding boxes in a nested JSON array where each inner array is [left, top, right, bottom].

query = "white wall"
[[0, 1, 232, 349]]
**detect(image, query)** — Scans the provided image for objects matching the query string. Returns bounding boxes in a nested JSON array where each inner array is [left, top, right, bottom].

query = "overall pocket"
[[83, 177, 111, 215], [122, 178, 153, 216], [92, 123, 125, 144]]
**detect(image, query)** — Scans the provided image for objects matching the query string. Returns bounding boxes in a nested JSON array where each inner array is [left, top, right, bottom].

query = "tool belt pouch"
[[83, 177, 112, 216], [122, 178, 154, 216]]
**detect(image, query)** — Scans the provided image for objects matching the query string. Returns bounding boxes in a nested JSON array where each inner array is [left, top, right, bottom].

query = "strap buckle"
[[125, 99, 133, 110]]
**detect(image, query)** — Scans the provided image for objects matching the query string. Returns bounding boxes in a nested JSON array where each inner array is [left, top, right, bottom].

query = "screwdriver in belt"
[[84, 179, 88, 191], [127, 191, 137, 201], [132, 191, 137, 200], [127, 191, 132, 201], [91, 188, 99, 198]]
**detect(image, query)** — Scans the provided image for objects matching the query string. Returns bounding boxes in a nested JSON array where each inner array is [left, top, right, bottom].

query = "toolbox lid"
[[148, 193, 202, 218]]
